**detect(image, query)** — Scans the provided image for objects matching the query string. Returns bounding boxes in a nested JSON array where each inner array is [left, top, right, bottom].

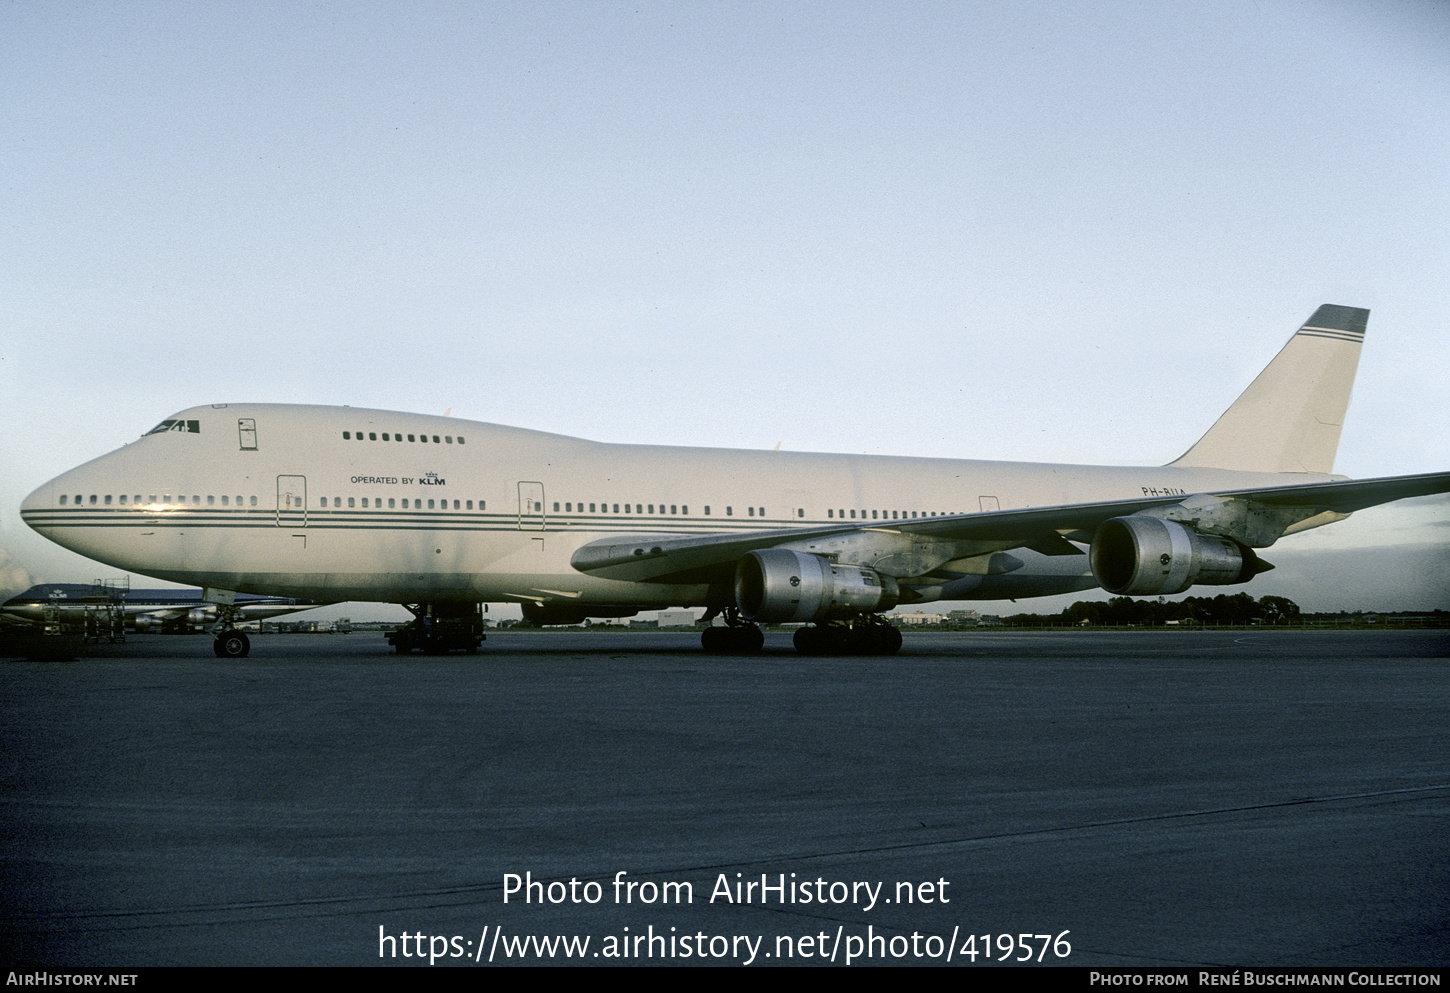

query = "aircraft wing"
[[570, 470, 1450, 584]]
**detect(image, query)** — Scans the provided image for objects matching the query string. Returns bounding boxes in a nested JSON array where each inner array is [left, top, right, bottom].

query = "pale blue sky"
[[3, 1, 1446, 613]]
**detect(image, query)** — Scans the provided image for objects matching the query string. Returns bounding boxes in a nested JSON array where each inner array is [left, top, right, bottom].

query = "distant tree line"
[[1037, 593, 1300, 627]]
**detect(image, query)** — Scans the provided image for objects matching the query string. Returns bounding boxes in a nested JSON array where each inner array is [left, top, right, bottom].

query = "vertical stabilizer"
[[1169, 304, 1368, 474]]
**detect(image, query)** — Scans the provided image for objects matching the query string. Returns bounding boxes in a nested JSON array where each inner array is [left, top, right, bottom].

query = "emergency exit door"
[[517, 481, 546, 530], [277, 475, 307, 527]]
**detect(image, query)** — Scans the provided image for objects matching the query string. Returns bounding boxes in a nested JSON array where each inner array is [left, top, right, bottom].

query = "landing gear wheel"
[[793, 626, 826, 655], [794, 624, 849, 655], [883, 626, 903, 654], [215, 631, 250, 658], [701, 625, 765, 654], [855, 624, 903, 655], [793, 622, 901, 655], [743, 626, 764, 652]]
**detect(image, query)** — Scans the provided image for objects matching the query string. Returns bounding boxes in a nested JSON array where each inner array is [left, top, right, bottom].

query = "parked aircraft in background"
[[20, 305, 1449, 657], [1, 584, 326, 632]]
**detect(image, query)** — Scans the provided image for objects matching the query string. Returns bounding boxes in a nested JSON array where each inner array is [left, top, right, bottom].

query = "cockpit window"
[[147, 419, 200, 435]]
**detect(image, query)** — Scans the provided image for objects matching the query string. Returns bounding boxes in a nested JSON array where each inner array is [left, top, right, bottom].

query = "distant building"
[[657, 609, 699, 627]]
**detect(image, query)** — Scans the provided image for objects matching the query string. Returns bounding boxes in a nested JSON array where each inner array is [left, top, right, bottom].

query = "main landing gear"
[[792, 618, 903, 656], [211, 605, 250, 658], [699, 610, 904, 655], [386, 603, 486, 654], [699, 608, 765, 654]]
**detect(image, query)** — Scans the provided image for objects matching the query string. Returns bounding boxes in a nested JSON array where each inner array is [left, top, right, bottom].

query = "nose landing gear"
[[211, 605, 250, 658], [213, 630, 251, 658]]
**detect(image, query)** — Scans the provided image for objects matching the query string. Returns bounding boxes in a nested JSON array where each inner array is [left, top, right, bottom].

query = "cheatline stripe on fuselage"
[[19, 511, 842, 533]]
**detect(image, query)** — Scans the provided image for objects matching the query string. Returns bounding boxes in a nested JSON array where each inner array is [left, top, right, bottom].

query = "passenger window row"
[[828, 509, 957, 519], [58, 494, 959, 520], [318, 497, 485, 510], [60, 494, 259, 507], [544, 503, 790, 518], [342, 431, 463, 445], [553, 502, 695, 515]]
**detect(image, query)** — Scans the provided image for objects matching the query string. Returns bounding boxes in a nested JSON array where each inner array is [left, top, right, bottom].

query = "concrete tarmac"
[[1, 629, 1447, 967]]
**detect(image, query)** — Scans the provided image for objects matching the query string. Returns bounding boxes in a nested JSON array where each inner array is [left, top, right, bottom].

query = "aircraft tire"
[[850, 625, 903, 655], [702, 626, 764, 654], [883, 626, 903, 654], [742, 626, 765, 653], [793, 626, 826, 655], [217, 632, 250, 658]]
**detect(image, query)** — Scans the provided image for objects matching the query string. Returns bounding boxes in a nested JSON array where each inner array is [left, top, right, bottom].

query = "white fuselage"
[[21, 403, 1316, 607]]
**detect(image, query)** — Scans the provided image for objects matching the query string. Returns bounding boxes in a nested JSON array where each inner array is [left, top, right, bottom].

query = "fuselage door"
[[239, 419, 258, 451], [518, 481, 546, 531], [277, 476, 307, 527]]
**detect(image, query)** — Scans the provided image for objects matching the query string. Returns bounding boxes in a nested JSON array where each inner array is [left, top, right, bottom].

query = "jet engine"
[[1089, 516, 1263, 596], [735, 549, 899, 623]]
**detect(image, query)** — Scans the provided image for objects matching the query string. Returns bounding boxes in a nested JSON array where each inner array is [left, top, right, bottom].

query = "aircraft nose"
[[20, 479, 54, 536]]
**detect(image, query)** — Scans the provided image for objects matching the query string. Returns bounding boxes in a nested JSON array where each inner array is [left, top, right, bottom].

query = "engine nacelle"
[[1089, 516, 1260, 596], [735, 549, 899, 623]]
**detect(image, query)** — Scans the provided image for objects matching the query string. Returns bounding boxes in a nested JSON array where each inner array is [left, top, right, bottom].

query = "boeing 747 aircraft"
[[21, 305, 1450, 657]]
